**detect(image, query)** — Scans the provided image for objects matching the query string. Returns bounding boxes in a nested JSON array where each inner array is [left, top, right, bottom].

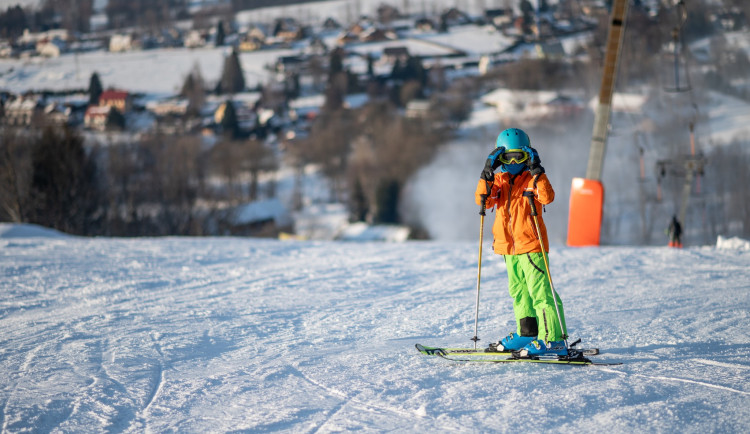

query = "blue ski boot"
[[488, 332, 535, 352], [517, 339, 568, 357]]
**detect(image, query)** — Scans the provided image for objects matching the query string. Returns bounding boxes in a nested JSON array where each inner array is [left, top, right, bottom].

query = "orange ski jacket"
[[475, 172, 554, 255]]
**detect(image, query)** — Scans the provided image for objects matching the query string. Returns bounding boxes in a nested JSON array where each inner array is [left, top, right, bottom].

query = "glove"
[[488, 146, 505, 169], [523, 145, 545, 176], [480, 162, 495, 181], [481, 146, 505, 181]]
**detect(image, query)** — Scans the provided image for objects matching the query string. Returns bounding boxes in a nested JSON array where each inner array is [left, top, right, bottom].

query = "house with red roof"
[[99, 90, 131, 112]]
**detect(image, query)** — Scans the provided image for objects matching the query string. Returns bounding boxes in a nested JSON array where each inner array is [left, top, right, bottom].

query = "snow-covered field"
[[1, 224, 749, 432], [0, 46, 296, 95]]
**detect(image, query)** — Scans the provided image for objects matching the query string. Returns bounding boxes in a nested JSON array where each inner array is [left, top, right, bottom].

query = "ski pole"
[[523, 190, 568, 349], [472, 181, 492, 349]]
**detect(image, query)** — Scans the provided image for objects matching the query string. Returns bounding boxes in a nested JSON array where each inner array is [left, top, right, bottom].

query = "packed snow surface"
[[1, 225, 749, 432]]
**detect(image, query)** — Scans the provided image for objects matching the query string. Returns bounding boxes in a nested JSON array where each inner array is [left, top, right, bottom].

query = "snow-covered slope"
[[1, 225, 749, 432]]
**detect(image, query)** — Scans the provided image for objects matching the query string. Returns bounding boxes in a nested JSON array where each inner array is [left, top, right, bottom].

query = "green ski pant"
[[504, 253, 567, 342]]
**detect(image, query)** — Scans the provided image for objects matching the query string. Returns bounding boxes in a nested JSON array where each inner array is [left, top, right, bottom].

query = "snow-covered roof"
[[414, 24, 516, 57], [587, 93, 648, 113], [233, 198, 291, 227], [293, 203, 348, 241], [482, 88, 561, 108], [344, 37, 464, 59], [337, 222, 410, 242], [481, 87, 584, 121]]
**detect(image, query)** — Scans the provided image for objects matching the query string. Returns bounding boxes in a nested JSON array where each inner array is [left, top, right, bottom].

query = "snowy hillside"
[[0, 0, 39, 9], [1, 224, 749, 432]]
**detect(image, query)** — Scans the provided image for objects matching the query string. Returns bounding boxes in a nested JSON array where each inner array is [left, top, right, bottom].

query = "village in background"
[[1, 0, 749, 245]]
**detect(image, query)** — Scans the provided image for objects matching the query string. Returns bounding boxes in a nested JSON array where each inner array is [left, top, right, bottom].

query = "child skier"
[[475, 128, 568, 357]]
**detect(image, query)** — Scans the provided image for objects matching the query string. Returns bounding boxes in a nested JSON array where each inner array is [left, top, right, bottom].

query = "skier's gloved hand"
[[523, 146, 545, 176], [481, 146, 505, 181], [488, 146, 505, 169], [481, 162, 495, 181]]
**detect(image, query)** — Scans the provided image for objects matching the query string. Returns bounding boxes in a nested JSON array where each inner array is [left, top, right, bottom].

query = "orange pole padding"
[[567, 178, 605, 247]]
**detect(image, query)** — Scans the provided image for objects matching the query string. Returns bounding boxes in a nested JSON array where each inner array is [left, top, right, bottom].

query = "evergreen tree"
[[404, 55, 426, 87], [106, 107, 126, 130], [181, 63, 206, 117], [0, 5, 27, 39], [366, 53, 375, 78], [217, 49, 246, 94], [390, 58, 404, 81], [220, 100, 240, 138], [324, 73, 346, 111], [88, 72, 103, 105], [438, 15, 448, 33], [349, 177, 369, 222], [328, 47, 344, 83], [0, 129, 28, 223], [291, 73, 301, 99], [520, 0, 535, 34], [283, 72, 301, 101], [374, 179, 400, 224], [216, 20, 226, 46]]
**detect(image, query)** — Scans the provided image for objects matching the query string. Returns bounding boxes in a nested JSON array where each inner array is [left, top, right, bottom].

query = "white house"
[[481, 88, 585, 121], [109, 34, 133, 52], [37, 38, 66, 57]]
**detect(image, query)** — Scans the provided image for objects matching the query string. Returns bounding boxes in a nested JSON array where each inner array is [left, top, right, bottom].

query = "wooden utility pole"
[[585, 0, 630, 181], [567, 0, 629, 246]]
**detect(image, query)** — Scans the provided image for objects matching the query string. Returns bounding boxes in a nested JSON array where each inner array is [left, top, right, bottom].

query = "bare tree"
[[307, 110, 355, 202], [210, 139, 246, 203], [244, 138, 277, 201], [0, 129, 31, 222], [40, 0, 93, 33], [139, 134, 204, 234], [705, 139, 750, 239], [104, 134, 207, 236], [26, 127, 103, 235], [346, 100, 441, 223], [104, 141, 140, 235]]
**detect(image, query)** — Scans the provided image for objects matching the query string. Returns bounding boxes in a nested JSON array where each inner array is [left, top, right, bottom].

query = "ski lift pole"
[[471, 181, 492, 349], [523, 190, 568, 348]]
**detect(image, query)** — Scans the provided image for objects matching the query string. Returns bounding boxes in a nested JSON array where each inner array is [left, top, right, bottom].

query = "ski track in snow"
[[1, 231, 750, 432]]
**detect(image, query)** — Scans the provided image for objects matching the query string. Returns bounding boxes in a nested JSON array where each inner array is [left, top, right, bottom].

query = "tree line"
[[0, 125, 276, 236], [0, 77, 471, 237]]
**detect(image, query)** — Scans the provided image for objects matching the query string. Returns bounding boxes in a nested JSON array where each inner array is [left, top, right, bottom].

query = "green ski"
[[415, 343, 600, 357], [415, 343, 620, 366]]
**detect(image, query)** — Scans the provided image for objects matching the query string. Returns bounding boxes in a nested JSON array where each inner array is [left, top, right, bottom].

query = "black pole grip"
[[479, 180, 492, 216], [479, 195, 487, 216], [523, 191, 538, 216]]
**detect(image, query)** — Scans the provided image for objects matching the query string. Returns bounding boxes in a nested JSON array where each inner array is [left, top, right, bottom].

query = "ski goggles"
[[498, 150, 529, 164]]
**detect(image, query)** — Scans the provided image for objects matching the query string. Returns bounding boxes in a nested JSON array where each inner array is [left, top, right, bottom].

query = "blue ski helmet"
[[496, 128, 531, 149]]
